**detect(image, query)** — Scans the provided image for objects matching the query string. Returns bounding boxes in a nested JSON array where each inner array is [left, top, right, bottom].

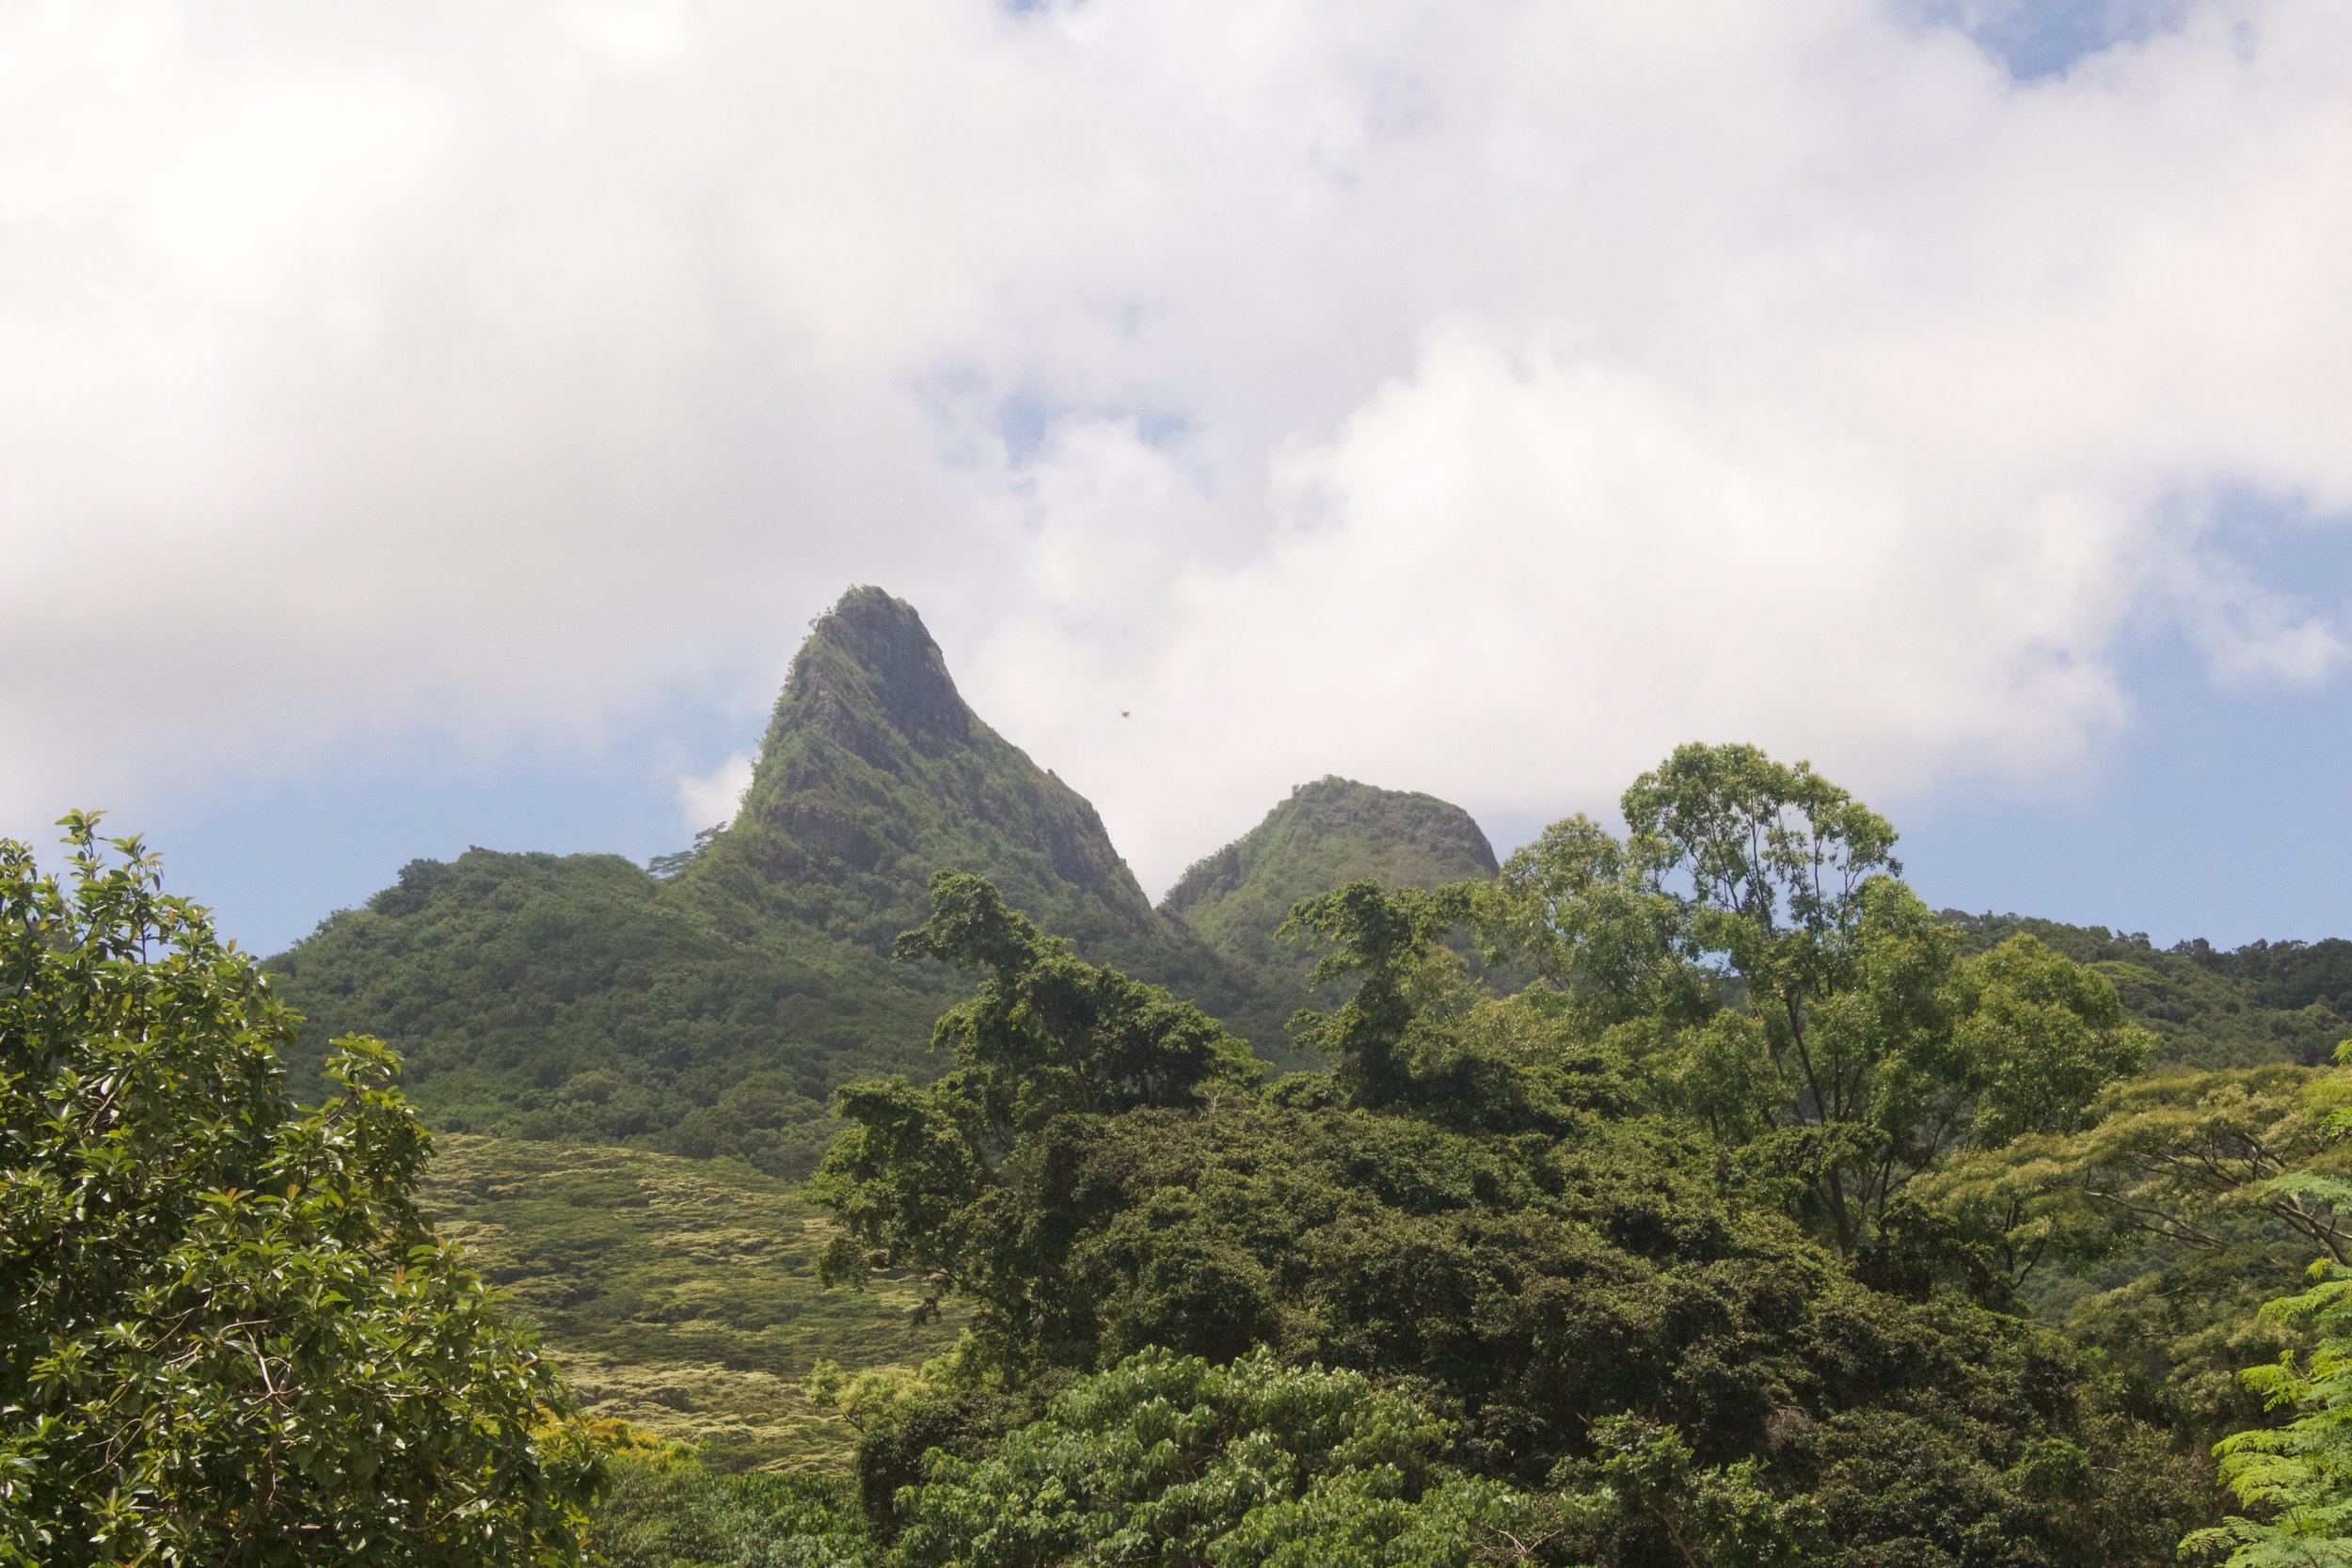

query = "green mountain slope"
[[1946, 911, 2352, 1068], [267, 587, 1276, 1171], [1162, 774, 1500, 1006]]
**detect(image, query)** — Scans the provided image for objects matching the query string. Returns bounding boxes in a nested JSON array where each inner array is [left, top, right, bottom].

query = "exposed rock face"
[[695, 586, 1164, 954], [1163, 775, 1500, 997]]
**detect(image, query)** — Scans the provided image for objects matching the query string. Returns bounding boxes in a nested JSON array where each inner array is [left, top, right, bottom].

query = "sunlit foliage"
[[0, 816, 596, 1566]]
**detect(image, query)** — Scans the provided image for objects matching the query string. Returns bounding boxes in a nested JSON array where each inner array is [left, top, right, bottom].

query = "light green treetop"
[[1484, 742, 2148, 1254]]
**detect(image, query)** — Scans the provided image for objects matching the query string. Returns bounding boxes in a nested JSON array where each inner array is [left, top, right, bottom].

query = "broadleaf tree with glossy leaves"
[[0, 814, 598, 1567]]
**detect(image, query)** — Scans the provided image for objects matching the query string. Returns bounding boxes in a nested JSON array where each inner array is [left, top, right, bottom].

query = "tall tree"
[[1280, 879, 1473, 1110], [811, 870, 2214, 1564], [1488, 743, 2146, 1252], [811, 871, 1263, 1350], [0, 816, 596, 1567]]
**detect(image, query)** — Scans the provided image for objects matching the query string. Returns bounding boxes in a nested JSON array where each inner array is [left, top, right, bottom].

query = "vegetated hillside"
[[781, 772, 2235, 1567], [418, 1136, 960, 1473], [267, 587, 1277, 1173], [1162, 775, 1499, 1003], [151, 732, 2352, 1563], [1947, 911, 2352, 1068]]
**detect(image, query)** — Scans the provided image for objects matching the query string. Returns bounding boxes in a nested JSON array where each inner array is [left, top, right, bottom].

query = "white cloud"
[[675, 752, 753, 835], [966, 326, 2141, 881], [2, 0, 2349, 892]]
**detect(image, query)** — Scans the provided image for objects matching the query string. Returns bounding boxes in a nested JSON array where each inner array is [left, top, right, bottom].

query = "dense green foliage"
[[1946, 912, 2352, 1069], [268, 589, 1276, 1176], [1162, 775, 1500, 1006], [809, 787, 2218, 1564], [594, 1428, 864, 1568], [600, 1351, 1874, 1568], [1926, 1055, 2352, 1447], [0, 816, 596, 1565], [873, 1346, 2015, 1567], [1480, 745, 2150, 1257], [2192, 1260, 2352, 1565], [881, 1348, 1565, 1567], [270, 846, 945, 1171], [812, 873, 1263, 1329]]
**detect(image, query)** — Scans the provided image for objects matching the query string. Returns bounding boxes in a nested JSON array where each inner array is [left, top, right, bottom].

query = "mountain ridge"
[[260, 587, 2352, 1180], [265, 587, 1289, 1169]]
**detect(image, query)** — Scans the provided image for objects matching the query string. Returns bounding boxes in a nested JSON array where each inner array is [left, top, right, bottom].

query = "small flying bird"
[[1120, 709, 1131, 719]]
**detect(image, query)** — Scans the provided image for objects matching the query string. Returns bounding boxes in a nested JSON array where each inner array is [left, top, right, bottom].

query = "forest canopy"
[[785, 746, 2347, 1566], [23, 735, 2352, 1567]]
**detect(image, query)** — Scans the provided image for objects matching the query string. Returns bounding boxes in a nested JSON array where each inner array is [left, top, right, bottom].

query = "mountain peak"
[[265, 584, 1285, 1180], [1163, 776, 1498, 987], [769, 586, 972, 764], [674, 582, 1279, 1035], [703, 587, 1194, 970], [1164, 776, 1498, 916]]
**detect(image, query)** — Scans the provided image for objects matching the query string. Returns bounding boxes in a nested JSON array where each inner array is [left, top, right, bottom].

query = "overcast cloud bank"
[[3, 0, 2346, 893]]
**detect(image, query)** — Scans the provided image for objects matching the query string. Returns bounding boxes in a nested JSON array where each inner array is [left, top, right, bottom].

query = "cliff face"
[[687, 586, 1162, 955], [1164, 775, 1500, 997], [267, 586, 1278, 1172]]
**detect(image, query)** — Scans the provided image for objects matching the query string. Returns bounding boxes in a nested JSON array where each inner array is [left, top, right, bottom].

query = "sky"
[[4, 0, 2348, 956]]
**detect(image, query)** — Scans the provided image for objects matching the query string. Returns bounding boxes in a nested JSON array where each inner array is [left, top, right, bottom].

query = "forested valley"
[[12, 586, 2352, 1565]]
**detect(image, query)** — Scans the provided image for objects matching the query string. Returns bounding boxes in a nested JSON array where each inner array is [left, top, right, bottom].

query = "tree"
[[1931, 1064, 2352, 1276], [893, 871, 1263, 1132], [0, 816, 597, 1566], [1280, 880, 1474, 1111], [1474, 815, 1698, 1029], [1946, 930, 2153, 1148], [2188, 1261, 2352, 1566], [1486, 743, 2147, 1253], [876, 1348, 1827, 1568], [1925, 1059, 2352, 1435], [811, 872, 1263, 1349], [1279, 879, 1625, 1134], [813, 871, 2212, 1563], [880, 1348, 1555, 1567]]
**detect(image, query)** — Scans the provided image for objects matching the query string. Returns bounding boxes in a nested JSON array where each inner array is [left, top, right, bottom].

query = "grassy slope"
[[420, 1134, 960, 1472]]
